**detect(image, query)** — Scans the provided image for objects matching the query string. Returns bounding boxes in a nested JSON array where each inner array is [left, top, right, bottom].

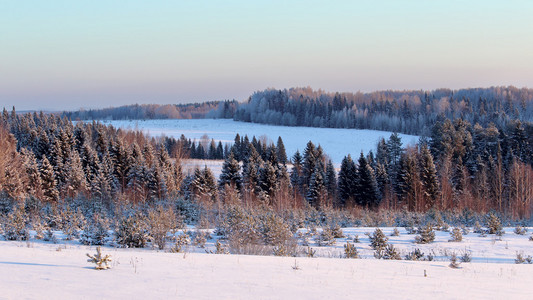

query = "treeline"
[[1, 107, 533, 219], [233, 86, 533, 135], [63, 101, 238, 120]]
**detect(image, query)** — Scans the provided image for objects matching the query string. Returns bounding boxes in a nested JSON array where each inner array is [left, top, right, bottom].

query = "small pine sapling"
[[391, 228, 400, 237], [486, 213, 504, 235], [515, 252, 533, 264], [448, 227, 463, 242], [368, 228, 388, 250], [405, 248, 424, 261], [2, 205, 29, 241], [514, 225, 527, 235], [170, 233, 191, 253], [449, 253, 461, 268], [459, 250, 472, 263], [375, 244, 401, 260], [344, 242, 359, 259], [305, 246, 316, 258], [214, 240, 228, 254], [415, 225, 435, 244], [86, 246, 112, 270]]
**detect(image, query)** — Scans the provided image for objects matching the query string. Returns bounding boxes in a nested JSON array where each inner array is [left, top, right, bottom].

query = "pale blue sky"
[[1, 0, 533, 110]]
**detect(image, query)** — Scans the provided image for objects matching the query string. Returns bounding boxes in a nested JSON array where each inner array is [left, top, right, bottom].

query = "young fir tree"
[[325, 160, 337, 200], [219, 152, 242, 191], [338, 155, 357, 207], [419, 144, 440, 209], [355, 153, 379, 207], [306, 166, 325, 209], [276, 136, 288, 165], [40, 156, 59, 202]]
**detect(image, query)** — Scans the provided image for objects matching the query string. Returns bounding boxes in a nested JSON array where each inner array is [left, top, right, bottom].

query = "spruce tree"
[[419, 145, 440, 209], [338, 155, 357, 207], [306, 166, 325, 209], [276, 136, 288, 165], [219, 152, 242, 190], [40, 156, 59, 202], [355, 153, 379, 207]]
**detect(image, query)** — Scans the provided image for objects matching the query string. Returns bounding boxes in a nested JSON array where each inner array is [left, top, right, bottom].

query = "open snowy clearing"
[[100, 119, 419, 164], [0, 240, 531, 300], [2, 226, 533, 299]]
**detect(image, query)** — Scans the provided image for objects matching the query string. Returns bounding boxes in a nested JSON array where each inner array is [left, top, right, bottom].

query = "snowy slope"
[[0, 240, 531, 300], [101, 119, 419, 164]]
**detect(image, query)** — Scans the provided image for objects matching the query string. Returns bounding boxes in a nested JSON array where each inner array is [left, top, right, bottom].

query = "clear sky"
[[1, 0, 533, 111]]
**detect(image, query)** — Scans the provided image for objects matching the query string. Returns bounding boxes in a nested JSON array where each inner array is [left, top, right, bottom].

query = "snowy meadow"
[[101, 119, 419, 165]]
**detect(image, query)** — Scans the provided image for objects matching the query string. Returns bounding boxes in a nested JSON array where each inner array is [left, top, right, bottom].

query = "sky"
[[1, 0, 533, 111]]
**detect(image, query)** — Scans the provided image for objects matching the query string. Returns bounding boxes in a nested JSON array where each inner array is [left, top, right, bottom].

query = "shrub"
[[60, 207, 85, 240], [515, 252, 533, 264], [318, 228, 336, 246], [2, 205, 29, 241], [147, 205, 177, 250], [375, 244, 401, 260], [514, 225, 527, 235], [86, 247, 112, 270], [448, 227, 463, 242], [391, 228, 400, 237], [115, 212, 149, 248], [193, 231, 208, 248], [415, 225, 435, 244], [344, 242, 359, 259], [449, 253, 460, 268], [80, 214, 109, 246], [368, 228, 388, 250], [460, 251, 472, 263], [405, 248, 424, 261], [214, 240, 228, 254], [170, 233, 191, 253], [486, 213, 503, 235]]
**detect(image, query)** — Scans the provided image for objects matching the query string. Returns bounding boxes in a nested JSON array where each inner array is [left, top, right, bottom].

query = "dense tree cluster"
[[2, 105, 533, 219], [233, 86, 533, 135], [63, 100, 238, 120]]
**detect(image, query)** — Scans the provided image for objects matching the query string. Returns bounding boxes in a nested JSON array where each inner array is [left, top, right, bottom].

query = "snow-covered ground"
[[101, 119, 419, 164], [1, 238, 532, 299]]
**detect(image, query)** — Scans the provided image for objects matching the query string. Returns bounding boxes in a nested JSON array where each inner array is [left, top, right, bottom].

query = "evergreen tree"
[[276, 136, 288, 165], [219, 152, 242, 191], [355, 153, 379, 207], [419, 145, 440, 209], [40, 156, 59, 202], [338, 155, 357, 207], [306, 166, 325, 209], [325, 160, 337, 200]]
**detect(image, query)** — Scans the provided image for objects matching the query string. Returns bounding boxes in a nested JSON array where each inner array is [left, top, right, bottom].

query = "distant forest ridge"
[[62, 86, 533, 135]]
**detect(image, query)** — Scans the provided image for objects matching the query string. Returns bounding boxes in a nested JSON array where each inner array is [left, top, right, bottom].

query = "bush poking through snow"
[[115, 212, 149, 248], [415, 225, 435, 244], [44, 228, 57, 243], [2, 205, 29, 241], [375, 244, 401, 260], [305, 246, 316, 258], [460, 251, 472, 263], [80, 214, 109, 246], [344, 242, 359, 259], [449, 253, 461, 268], [391, 228, 400, 237], [448, 227, 463, 242], [214, 240, 228, 254], [486, 213, 503, 235], [318, 228, 336, 246], [170, 234, 191, 253], [405, 248, 425, 261], [193, 231, 208, 248], [515, 252, 533, 264], [368, 228, 388, 250], [86, 246, 111, 270], [514, 225, 527, 235], [147, 206, 177, 250]]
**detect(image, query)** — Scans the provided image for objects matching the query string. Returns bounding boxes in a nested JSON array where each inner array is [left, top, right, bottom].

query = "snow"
[[100, 119, 419, 164], [1, 239, 532, 299], [1, 227, 533, 299]]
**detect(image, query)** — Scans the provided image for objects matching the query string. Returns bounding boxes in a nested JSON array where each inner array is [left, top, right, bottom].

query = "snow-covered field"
[[101, 119, 419, 164], [1, 227, 532, 299]]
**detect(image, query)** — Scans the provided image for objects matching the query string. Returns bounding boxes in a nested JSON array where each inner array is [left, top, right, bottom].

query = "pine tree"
[[219, 152, 242, 190], [276, 136, 288, 165], [355, 153, 379, 207], [40, 156, 59, 202], [306, 166, 325, 209], [338, 155, 357, 207], [419, 144, 440, 209], [258, 161, 278, 202], [63, 150, 87, 198], [325, 160, 337, 200]]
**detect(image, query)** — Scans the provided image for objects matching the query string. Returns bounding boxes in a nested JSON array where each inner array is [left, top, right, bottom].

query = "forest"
[[63, 86, 533, 136], [2, 106, 533, 222]]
